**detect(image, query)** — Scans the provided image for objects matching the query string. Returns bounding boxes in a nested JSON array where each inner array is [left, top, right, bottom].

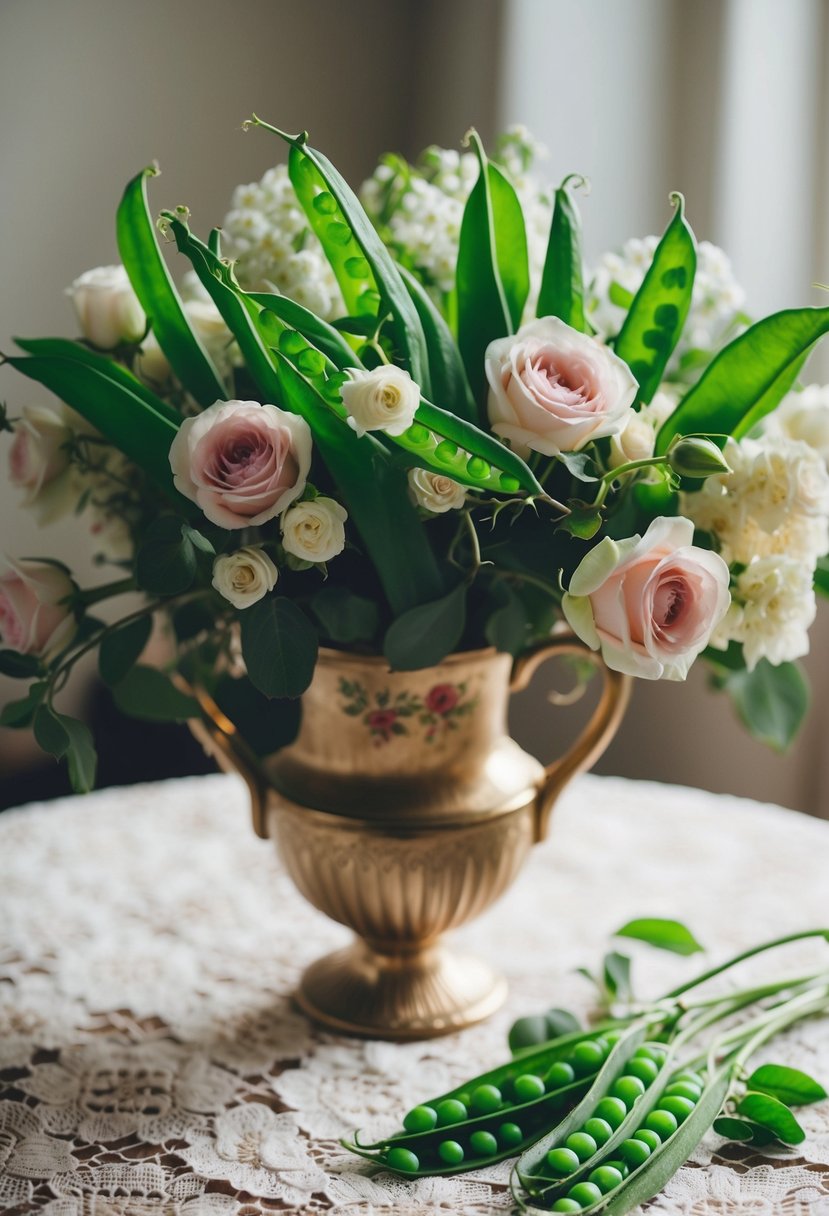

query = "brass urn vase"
[[191, 634, 630, 1040]]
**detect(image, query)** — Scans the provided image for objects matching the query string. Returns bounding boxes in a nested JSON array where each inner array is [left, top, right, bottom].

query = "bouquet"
[[3, 119, 829, 792]]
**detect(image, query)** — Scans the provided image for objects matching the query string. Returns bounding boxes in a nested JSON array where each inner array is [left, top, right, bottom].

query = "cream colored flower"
[[341, 366, 420, 437], [67, 264, 145, 349], [408, 468, 466, 513], [9, 403, 78, 523], [712, 555, 816, 671], [281, 497, 347, 563], [211, 547, 278, 610]]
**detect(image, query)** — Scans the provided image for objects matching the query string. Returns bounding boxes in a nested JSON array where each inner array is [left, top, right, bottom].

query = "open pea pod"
[[537, 175, 588, 332], [117, 165, 226, 407], [613, 193, 696, 406], [656, 305, 829, 453], [249, 118, 431, 393], [245, 290, 360, 371]]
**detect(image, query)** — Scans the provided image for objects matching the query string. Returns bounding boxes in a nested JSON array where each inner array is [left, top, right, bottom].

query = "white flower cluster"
[[765, 383, 829, 465], [360, 127, 554, 307], [683, 434, 829, 669], [588, 237, 746, 383], [220, 165, 343, 319]]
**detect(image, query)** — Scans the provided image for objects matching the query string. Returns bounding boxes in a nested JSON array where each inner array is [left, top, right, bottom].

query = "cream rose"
[[0, 559, 77, 657], [281, 497, 347, 563], [341, 366, 420, 437], [212, 546, 278, 610], [486, 316, 638, 456], [67, 264, 145, 350], [562, 515, 730, 681], [9, 403, 77, 524], [168, 399, 312, 530], [408, 468, 466, 513]]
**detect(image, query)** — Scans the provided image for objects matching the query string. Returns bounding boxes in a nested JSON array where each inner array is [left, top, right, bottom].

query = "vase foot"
[[295, 940, 507, 1040]]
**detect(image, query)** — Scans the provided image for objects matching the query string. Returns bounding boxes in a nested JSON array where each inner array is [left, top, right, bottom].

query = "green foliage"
[[736, 1091, 805, 1145], [537, 176, 587, 331], [721, 659, 809, 752], [212, 672, 301, 756], [0, 681, 47, 728], [112, 665, 201, 721], [747, 1064, 827, 1107], [33, 704, 97, 793], [0, 650, 42, 678], [134, 516, 198, 596], [508, 1008, 583, 1054], [614, 918, 704, 957], [603, 951, 633, 1002], [246, 290, 359, 370], [310, 585, 380, 644], [239, 595, 319, 699], [485, 582, 528, 657], [815, 555, 829, 598], [399, 264, 477, 422], [98, 617, 153, 686], [384, 582, 467, 670]]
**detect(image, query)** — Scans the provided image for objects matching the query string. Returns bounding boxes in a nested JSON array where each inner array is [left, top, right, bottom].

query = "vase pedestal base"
[[295, 939, 507, 1040]]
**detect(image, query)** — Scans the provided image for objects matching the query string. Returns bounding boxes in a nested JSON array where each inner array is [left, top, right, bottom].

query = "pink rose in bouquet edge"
[[0, 560, 77, 658]]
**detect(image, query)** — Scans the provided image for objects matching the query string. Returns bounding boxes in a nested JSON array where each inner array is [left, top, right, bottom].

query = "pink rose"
[[168, 400, 312, 530], [562, 516, 730, 680], [486, 317, 638, 456], [9, 403, 77, 524], [0, 560, 77, 657], [426, 683, 459, 714]]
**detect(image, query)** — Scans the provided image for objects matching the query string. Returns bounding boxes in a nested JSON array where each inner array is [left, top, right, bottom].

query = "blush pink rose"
[[168, 400, 312, 530], [0, 560, 77, 657], [486, 317, 638, 456], [562, 516, 730, 681], [9, 403, 77, 524]]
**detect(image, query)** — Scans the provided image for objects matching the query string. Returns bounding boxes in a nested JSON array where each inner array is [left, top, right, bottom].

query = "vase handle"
[[510, 633, 632, 843], [187, 686, 270, 840]]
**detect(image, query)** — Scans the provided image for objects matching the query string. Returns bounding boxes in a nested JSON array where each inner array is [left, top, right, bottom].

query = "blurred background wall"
[[1, 0, 828, 813]]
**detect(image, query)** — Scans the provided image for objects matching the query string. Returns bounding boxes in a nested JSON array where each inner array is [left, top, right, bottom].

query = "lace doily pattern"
[[1, 772, 828, 1215]]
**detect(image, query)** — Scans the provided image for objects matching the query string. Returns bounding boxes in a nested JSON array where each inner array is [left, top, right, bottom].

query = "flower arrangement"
[[3, 119, 829, 791]]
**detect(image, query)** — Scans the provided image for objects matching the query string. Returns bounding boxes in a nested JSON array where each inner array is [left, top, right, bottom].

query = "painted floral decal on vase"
[[338, 678, 478, 745]]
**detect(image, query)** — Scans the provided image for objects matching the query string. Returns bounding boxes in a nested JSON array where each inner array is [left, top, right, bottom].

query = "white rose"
[[211, 546, 278, 610], [135, 332, 172, 388], [486, 316, 638, 457], [67, 264, 145, 349], [281, 497, 348, 563], [408, 469, 466, 513], [9, 403, 77, 524], [608, 412, 656, 468], [341, 366, 420, 438], [771, 384, 829, 464]]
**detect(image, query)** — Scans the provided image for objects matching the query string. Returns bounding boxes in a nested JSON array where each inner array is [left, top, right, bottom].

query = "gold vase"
[[190, 634, 630, 1040]]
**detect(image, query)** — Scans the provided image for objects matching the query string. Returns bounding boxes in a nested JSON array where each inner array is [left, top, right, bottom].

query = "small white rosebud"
[[341, 366, 420, 438], [67, 264, 145, 349], [408, 468, 466, 513], [211, 546, 278, 610], [281, 497, 348, 563]]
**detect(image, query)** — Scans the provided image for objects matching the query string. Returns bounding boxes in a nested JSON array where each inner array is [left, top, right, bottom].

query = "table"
[[1, 772, 828, 1215]]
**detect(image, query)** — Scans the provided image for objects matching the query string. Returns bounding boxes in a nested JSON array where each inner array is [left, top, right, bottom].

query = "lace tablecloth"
[[2, 772, 829, 1216]]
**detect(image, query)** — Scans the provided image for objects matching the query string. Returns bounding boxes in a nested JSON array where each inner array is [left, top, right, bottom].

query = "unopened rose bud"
[[668, 437, 732, 479], [67, 264, 145, 350]]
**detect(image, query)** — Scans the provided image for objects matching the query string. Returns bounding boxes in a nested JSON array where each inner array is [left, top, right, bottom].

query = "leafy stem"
[[593, 455, 671, 508]]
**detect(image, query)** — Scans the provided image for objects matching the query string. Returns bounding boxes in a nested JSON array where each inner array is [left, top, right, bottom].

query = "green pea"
[[466, 456, 490, 478], [594, 1096, 628, 1128], [568, 1181, 604, 1206], [611, 1074, 647, 1107], [645, 1109, 678, 1139], [456, 1092, 472, 1107], [499, 473, 520, 492], [634, 1128, 662, 1152], [434, 439, 459, 463], [583, 1117, 613, 1147], [326, 221, 352, 246], [660, 1095, 696, 1123], [619, 1137, 652, 1168], [498, 1122, 523, 1148], [402, 1105, 437, 1133], [513, 1074, 545, 1102], [634, 1045, 666, 1063], [296, 348, 326, 376], [469, 1130, 498, 1156], [278, 330, 306, 356], [673, 1070, 704, 1088], [469, 1083, 502, 1114], [386, 1146, 420, 1172], [627, 1057, 660, 1085], [344, 255, 370, 280], [435, 1098, 467, 1126], [664, 1081, 702, 1102], [604, 1158, 630, 1179], [312, 191, 338, 215], [571, 1040, 604, 1075], [565, 1131, 598, 1162], [603, 1029, 624, 1045], [589, 1165, 625, 1193], [358, 289, 381, 311], [546, 1061, 576, 1088], [438, 1139, 464, 1165], [551, 1201, 583, 1214], [545, 1146, 581, 1174]]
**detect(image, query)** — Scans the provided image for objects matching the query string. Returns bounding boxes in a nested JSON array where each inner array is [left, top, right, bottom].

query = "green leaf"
[[544, 1008, 583, 1038], [398, 264, 477, 423], [557, 503, 603, 539], [239, 595, 319, 699], [614, 193, 697, 405], [117, 165, 225, 405], [508, 1015, 553, 1054], [615, 917, 705, 956], [0, 650, 42, 678], [656, 306, 829, 453], [737, 1091, 806, 1144], [713, 1116, 755, 1142], [98, 616, 153, 686], [172, 599, 215, 642], [724, 659, 809, 751], [603, 951, 632, 1001], [4, 355, 182, 499], [384, 581, 467, 671], [310, 585, 380, 644], [182, 525, 215, 555], [0, 681, 47, 728], [112, 665, 201, 721], [62, 715, 97, 793], [485, 583, 528, 657], [212, 673, 301, 756], [815, 555, 829, 598], [33, 704, 71, 757], [134, 516, 196, 596], [246, 290, 360, 370], [456, 132, 529, 405], [537, 175, 587, 330], [747, 1064, 827, 1106]]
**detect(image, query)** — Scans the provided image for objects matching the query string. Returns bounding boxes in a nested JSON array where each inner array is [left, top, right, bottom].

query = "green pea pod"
[[656, 305, 829, 453], [398, 264, 478, 423], [613, 193, 696, 406], [537, 175, 588, 331], [245, 291, 360, 371], [457, 131, 529, 406], [117, 166, 226, 407], [250, 119, 431, 393]]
